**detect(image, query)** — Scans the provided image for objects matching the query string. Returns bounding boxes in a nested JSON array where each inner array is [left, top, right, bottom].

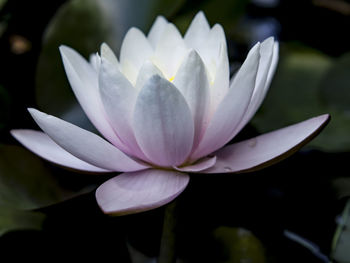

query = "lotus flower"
[[11, 12, 329, 215]]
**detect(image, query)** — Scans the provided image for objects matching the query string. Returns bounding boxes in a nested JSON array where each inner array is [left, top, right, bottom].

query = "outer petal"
[[28, 108, 148, 172], [147, 16, 168, 48], [174, 156, 216, 172], [191, 43, 261, 161], [232, 38, 278, 138], [133, 75, 194, 167], [154, 23, 187, 78], [99, 58, 146, 160], [173, 50, 210, 148], [119, 28, 153, 83], [59, 46, 124, 150], [184, 11, 210, 50], [11, 129, 109, 173], [202, 114, 330, 174], [96, 169, 189, 215]]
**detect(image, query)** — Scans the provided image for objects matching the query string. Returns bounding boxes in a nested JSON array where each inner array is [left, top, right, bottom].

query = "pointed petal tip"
[[201, 113, 331, 174], [95, 170, 190, 216]]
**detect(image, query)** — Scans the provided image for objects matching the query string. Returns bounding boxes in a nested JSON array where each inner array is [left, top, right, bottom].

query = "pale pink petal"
[[28, 108, 148, 172], [191, 43, 261, 161], [147, 16, 168, 48], [119, 28, 153, 83], [133, 75, 194, 167], [184, 11, 210, 50], [154, 23, 187, 78], [173, 50, 210, 148], [99, 58, 146, 160], [174, 156, 216, 172], [96, 169, 189, 215], [59, 46, 125, 151], [11, 129, 109, 173], [201, 114, 330, 174]]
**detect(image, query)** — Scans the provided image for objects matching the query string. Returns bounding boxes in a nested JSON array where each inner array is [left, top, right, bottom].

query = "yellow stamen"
[[169, 76, 175, 82]]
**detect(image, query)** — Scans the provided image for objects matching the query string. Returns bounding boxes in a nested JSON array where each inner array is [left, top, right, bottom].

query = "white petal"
[[96, 169, 189, 215], [135, 60, 164, 91], [154, 23, 187, 78], [100, 42, 120, 70], [208, 42, 230, 112], [197, 24, 227, 81], [89, 53, 101, 72], [11, 129, 109, 173], [133, 75, 194, 167], [147, 16, 168, 48], [233, 39, 279, 137], [173, 50, 210, 148], [201, 114, 330, 173], [191, 43, 261, 160], [99, 58, 146, 160], [120, 28, 153, 83], [28, 108, 148, 172], [59, 46, 125, 151], [184, 11, 210, 50]]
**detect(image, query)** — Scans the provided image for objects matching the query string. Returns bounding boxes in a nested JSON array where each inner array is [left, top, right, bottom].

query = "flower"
[[11, 12, 329, 215]]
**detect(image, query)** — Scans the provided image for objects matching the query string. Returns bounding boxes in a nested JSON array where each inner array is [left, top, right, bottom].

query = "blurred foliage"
[[252, 43, 350, 152], [332, 199, 350, 263], [0, 144, 94, 235], [212, 226, 266, 263]]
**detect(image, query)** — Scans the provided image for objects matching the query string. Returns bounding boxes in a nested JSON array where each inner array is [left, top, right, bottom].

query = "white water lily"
[[11, 11, 329, 215]]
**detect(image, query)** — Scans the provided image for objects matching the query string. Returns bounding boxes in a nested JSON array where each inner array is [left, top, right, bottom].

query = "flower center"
[[168, 76, 175, 82]]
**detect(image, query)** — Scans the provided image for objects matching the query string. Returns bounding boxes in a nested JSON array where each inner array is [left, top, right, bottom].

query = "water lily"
[[11, 12, 329, 215]]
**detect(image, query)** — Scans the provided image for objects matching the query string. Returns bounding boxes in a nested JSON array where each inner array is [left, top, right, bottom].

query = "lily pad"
[[0, 144, 95, 235], [0, 206, 45, 236], [212, 226, 266, 263], [332, 199, 350, 263]]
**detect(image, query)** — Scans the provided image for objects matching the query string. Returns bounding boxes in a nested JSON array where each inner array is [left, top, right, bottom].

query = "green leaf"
[[212, 226, 266, 263], [332, 199, 350, 263], [0, 206, 45, 236]]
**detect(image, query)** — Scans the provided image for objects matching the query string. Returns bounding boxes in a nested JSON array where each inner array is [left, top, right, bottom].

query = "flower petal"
[[59, 46, 125, 150], [100, 42, 120, 70], [208, 42, 230, 111], [202, 114, 330, 174], [173, 50, 210, 148], [133, 75, 194, 167], [120, 28, 153, 83], [174, 156, 216, 172], [230, 37, 277, 139], [135, 60, 164, 91], [154, 23, 187, 78], [191, 43, 261, 160], [96, 169, 189, 215], [11, 129, 109, 173], [99, 58, 146, 160], [184, 11, 210, 50], [147, 16, 168, 49], [28, 108, 148, 172]]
